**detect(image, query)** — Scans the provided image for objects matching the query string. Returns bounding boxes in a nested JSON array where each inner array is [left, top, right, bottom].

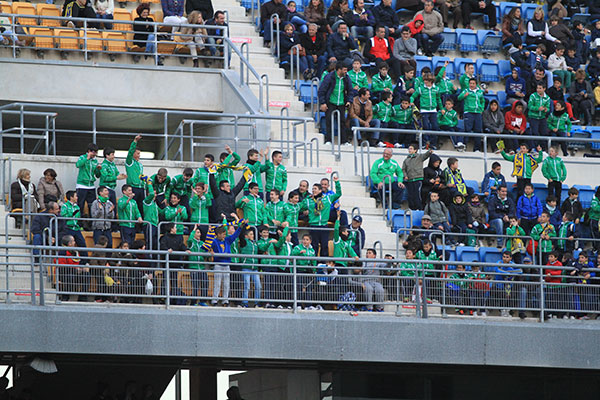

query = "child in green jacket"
[[187, 226, 208, 305], [75, 142, 99, 216], [530, 211, 557, 265], [541, 146, 567, 201], [390, 97, 414, 147], [348, 58, 368, 97], [265, 189, 286, 233], [264, 150, 288, 196], [163, 193, 188, 235], [371, 91, 394, 146], [236, 182, 266, 226], [457, 78, 485, 152], [216, 145, 241, 188], [437, 98, 461, 149], [547, 100, 571, 157], [95, 146, 126, 208], [410, 73, 442, 148], [527, 83, 551, 150], [238, 227, 261, 307], [371, 62, 393, 103]]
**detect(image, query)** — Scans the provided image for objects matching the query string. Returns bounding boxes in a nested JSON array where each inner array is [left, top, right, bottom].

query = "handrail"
[[310, 77, 320, 121], [359, 140, 371, 189], [226, 37, 265, 111], [289, 44, 301, 93], [1, 157, 12, 211], [269, 14, 280, 61], [380, 174, 393, 223], [352, 126, 600, 178], [330, 109, 342, 162]]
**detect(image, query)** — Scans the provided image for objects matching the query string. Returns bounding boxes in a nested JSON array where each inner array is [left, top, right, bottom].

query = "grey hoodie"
[[424, 199, 449, 224], [402, 149, 432, 181], [482, 99, 505, 134]]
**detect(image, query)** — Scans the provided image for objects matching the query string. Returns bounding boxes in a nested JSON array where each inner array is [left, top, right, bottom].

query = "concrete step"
[[232, 53, 279, 69], [232, 65, 285, 81], [229, 22, 262, 37]]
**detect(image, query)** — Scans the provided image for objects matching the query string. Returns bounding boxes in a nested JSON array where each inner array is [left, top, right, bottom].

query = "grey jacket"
[[416, 10, 444, 36], [360, 261, 386, 282], [37, 177, 65, 207], [392, 37, 417, 60], [90, 199, 115, 231], [424, 200, 449, 224], [402, 150, 432, 181], [482, 104, 505, 133]]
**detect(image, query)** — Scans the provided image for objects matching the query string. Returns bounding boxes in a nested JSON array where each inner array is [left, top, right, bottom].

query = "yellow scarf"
[[512, 152, 538, 178]]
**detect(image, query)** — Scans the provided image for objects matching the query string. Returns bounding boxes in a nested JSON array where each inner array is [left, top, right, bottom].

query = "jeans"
[[309, 226, 329, 257], [242, 269, 262, 305], [120, 226, 136, 246], [529, 118, 548, 150], [280, 54, 309, 74], [350, 119, 380, 142], [489, 218, 506, 246], [93, 229, 113, 249], [363, 280, 385, 310], [553, 131, 569, 157], [420, 112, 439, 146], [351, 26, 374, 41], [416, 33, 444, 54], [307, 54, 327, 77], [548, 181, 562, 202], [0, 29, 19, 43], [212, 264, 231, 304], [190, 270, 208, 300], [441, 125, 462, 146], [290, 15, 307, 33], [95, 13, 113, 29], [405, 180, 423, 210], [145, 34, 157, 56], [76, 188, 96, 217], [206, 36, 232, 63], [464, 112, 483, 151]]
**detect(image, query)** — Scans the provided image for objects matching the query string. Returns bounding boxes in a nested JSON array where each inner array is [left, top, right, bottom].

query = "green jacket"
[[187, 235, 206, 270], [163, 204, 188, 234], [264, 161, 288, 193], [291, 244, 316, 273], [244, 161, 269, 191], [143, 184, 159, 227], [459, 73, 476, 90], [267, 226, 291, 269], [283, 201, 301, 232], [527, 92, 551, 120], [541, 156, 567, 182], [192, 167, 213, 201], [169, 174, 194, 197], [95, 159, 119, 189], [501, 150, 543, 179], [150, 174, 171, 198], [530, 223, 556, 253], [457, 88, 485, 114], [448, 272, 473, 288], [435, 67, 454, 94], [236, 194, 266, 225], [415, 249, 438, 277], [190, 193, 209, 224], [257, 237, 272, 266], [239, 239, 259, 268], [371, 72, 393, 93], [370, 157, 403, 185], [332, 219, 357, 266], [348, 69, 368, 89], [75, 154, 98, 187], [125, 141, 144, 188], [547, 112, 572, 133], [216, 152, 241, 187], [117, 196, 141, 228], [588, 197, 600, 221], [61, 201, 81, 231], [437, 108, 458, 127], [299, 180, 341, 226], [506, 225, 526, 255], [410, 84, 442, 111], [372, 101, 393, 123], [391, 105, 413, 124], [414, 76, 424, 90], [399, 261, 415, 277], [265, 200, 286, 226]]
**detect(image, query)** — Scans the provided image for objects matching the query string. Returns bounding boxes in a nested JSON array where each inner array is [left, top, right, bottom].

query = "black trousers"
[[462, 0, 497, 28], [325, 102, 347, 143]]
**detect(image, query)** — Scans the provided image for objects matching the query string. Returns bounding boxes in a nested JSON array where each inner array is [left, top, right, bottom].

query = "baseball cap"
[[352, 215, 363, 223], [422, 214, 431, 220]]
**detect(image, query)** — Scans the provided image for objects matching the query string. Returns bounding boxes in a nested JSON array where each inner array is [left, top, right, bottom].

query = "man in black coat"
[[32, 201, 65, 262], [300, 23, 327, 77], [260, 0, 288, 45], [185, 0, 213, 20], [318, 61, 354, 144], [209, 173, 248, 223]]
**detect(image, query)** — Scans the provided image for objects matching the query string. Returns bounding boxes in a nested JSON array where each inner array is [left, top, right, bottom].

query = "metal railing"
[[1, 157, 12, 211], [1, 13, 228, 64], [0, 103, 315, 164], [352, 126, 600, 180], [3, 240, 600, 322], [268, 14, 280, 61]]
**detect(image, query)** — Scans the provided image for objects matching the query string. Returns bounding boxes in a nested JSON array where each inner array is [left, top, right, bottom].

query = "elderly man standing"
[[415, 0, 444, 57], [369, 148, 405, 209]]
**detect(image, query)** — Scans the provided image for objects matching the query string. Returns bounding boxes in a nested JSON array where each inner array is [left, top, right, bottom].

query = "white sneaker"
[[481, 311, 487, 317], [316, 305, 324, 310], [458, 243, 465, 246], [377, 141, 385, 147], [456, 141, 464, 148], [563, 315, 568, 319], [277, 305, 283, 309], [394, 143, 401, 148], [417, 48, 423, 56]]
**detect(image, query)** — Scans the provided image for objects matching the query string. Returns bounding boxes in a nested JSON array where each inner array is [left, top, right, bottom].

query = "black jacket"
[[488, 195, 516, 221], [159, 233, 187, 266], [318, 70, 353, 105], [326, 32, 357, 61], [371, 3, 399, 29], [185, 0, 213, 20], [133, 17, 154, 47], [422, 154, 443, 194], [561, 198, 584, 221], [209, 174, 247, 222], [260, 1, 288, 26], [205, 18, 228, 38], [300, 32, 326, 56], [449, 201, 473, 226], [31, 211, 66, 242]]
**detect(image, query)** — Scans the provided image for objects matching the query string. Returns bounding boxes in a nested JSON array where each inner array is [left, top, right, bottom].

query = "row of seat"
[[1, 2, 163, 30], [26, 27, 131, 52]]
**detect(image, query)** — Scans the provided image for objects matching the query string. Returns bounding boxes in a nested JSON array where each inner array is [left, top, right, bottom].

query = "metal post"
[[175, 370, 181, 400], [292, 258, 298, 313], [83, 19, 88, 61], [482, 135, 488, 174], [30, 246, 36, 305], [421, 263, 428, 318], [165, 252, 170, 308], [92, 108, 97, 144], [44, 116, 49, 156], [19, 104, 24, 155], [163, 112, 168, 160], [539, 245, 545, 322], [418, 131, 422, 153]]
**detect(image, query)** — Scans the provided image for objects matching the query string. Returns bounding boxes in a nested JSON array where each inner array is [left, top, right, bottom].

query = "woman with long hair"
[[502, 7, 525, 48]]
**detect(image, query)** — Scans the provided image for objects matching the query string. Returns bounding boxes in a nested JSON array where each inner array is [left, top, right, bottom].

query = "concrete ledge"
[[1, 304, 599, 370]]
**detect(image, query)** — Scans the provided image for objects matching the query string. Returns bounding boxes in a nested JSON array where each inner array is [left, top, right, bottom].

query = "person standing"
[[125, 135, 145, 216]]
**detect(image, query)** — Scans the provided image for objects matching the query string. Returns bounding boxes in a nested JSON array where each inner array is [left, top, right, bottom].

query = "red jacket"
[[504, 101, 527, 134], [407, 14, 424, 37], [57, 250, 81, 267], [366, 35, 394, 61], [544, 260, 563, 284]]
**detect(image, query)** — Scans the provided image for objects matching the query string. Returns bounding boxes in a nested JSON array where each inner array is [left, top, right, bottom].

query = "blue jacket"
[[517, 194, 543, 220], [371, 3, 399, 28], [588, 56, 600, 79], [318, 70, 353, 105], [544, 205, 562, 229], [488, 195, 516, 221], [491, 262, 522, 289], [161, 0, 183, 16], [31, 210, 66, 238], [528, 52, 548, 71], [481, 171, 506, 197], [565, 54, 581, 70], [326, 32, 357, 62], [211, 226, 243, 264], [505, 75, 526, 99], [348, 9, 375, 27]]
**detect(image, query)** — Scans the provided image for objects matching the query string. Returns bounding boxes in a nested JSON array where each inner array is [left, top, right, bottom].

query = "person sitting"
[[569, 68, 594, 126], [348, 0, 375, 42], [92, 0, 114, 29], [369, 148, 405, 209], [279, 22, 311, 80], [133, 4, 158, 63], [488, 185, 516, 248], [363, 25, 401, 79], [300, 23, 327, 78], [63, 0, 99, 28], [393, 26, 417, 74], [326, 23, 358, 65], [505, 68, 527, 106], [462, 0, 497, 30], [36, 168, 65, 209], [205, 10, 229, 60], [525, 7, 559, 56], [415, 0, 444, 57], [178, 11, 208, 68], [11, 168, 39, 219], [161, 0, 187, 33], [303, 0, 328, 34], [371, 0, 399, 38], [326, 0, 351, 33]]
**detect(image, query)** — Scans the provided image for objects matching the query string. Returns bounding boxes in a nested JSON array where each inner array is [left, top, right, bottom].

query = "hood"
[[452, 195, 465, 205], [511, 67, 520, 79], [510, 100, 525, 114], [486, 99, 501, 114], [407, 14, 424, 35], [427, 153, 442, 168]]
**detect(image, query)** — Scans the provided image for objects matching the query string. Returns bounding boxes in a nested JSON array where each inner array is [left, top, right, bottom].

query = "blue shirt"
[[211, 226, 243, 264]]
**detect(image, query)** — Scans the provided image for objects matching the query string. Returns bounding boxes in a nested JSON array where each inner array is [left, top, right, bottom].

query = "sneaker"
[[277, 305, 284, 309], [316, 305, 324, 310], [417, 48, 423, 56], [481, 311, 487, 317], [519, 312, 526, 320], [394, 143, 402, 148], [307, 305, 315, 310], [377, 141, 385, 147], [199, 302, 208, 306], [570, 315, 575, 319], [458, 243, 465, 246]]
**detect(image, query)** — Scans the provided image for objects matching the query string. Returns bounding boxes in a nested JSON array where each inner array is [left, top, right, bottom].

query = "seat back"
[[439, 29, 457, 51], [103, 31, 127, 52], [414, 55, 433, 76], [113, 9, 132, 32], [36, 4, 61, 27], [456, 246, 479, 263], [456, 28, 477, 52], [453, 57, 475, 78], [477, 60, 500, 82], [12, 2, 37, 28], [30, 27, 54, 48], [55, 28, 79, 50], [80, 29, 103, 51]]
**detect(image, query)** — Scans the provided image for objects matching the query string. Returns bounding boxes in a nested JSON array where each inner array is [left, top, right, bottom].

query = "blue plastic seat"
[[391, 210, 410, 234], [298, 81, 318, 104], [532, 183, 548, 203], [479, 247, 502, 265], [498, 59, 512, 79], [484, 89, 498, 104], [499, 2, 519, 18], [476, 59, 500, 82], [453, 57, 475, 78], [456, 28, 478, 53], [569, 128, 590, 151], [572, 13, 591, 25], [440, 245, 456, 262], [408, 210, 425, 228], [414, 55, 433, 76], [478, 30, 502, 54], [439, 28, 457, 51], [521, 4, 538, 21], [432, 56, 455, 79], [588, 127, 600, 150], [464, 180, 480, 194], [456, 246, 480, 263]]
